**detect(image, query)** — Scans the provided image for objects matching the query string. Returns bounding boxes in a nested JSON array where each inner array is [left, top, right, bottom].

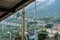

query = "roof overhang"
[[0, 0, 35, 21]]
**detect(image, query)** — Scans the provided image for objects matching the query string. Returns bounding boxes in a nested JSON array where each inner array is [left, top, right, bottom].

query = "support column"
[[21, 8, 25, 40]]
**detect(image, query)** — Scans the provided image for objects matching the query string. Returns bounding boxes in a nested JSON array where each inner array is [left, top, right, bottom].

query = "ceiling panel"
[[2, 0, 22, 3], [0, 0, 35, 21], [0, 12, 5, 16], [0, 0, 22, 8]]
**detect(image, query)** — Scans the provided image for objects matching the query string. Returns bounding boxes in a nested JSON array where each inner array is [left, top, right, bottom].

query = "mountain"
[[1, 0, 60, 26], [1, 0, 60, 23], [25, 0, 60, 19], [0, 0, 60, 33]]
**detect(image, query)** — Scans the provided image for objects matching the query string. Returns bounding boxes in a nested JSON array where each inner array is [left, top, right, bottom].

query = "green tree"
[[12, 31, 22, 40], [38, 30, 48, 40], [54, 33, 59, 40], [15, 33, 21, 40]]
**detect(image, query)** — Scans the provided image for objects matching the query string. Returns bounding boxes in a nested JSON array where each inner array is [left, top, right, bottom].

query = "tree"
[[15, 33, 21, 40], [54, 33, 59, 40], [38, 30, 48, 40], [12, 31, 22, 40]]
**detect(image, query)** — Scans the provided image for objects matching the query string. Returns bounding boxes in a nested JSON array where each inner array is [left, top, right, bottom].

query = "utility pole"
[[34, 0, 36, 19], [2, 25, 4, 32], [34, 0, 38, 40], [58, 30, 59, 40], [21, 8, 25, 40], [10, 32, 12, 40]]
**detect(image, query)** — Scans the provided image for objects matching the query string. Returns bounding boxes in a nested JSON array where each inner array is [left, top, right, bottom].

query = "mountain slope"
[[25, 0, 60, 19]]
